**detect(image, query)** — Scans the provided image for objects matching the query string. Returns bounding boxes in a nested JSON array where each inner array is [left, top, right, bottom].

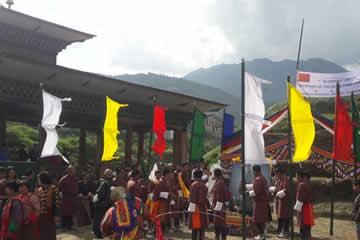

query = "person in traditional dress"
[[127, 170, 142, 200], [352, 180, 360, 240], [59, 166, 79, 231], [182, 163, 192, 221], [19, 180, 40, 240], [212, 168, 226, 240], [249, 165, 269, 240], [77, 173, 92, 227], [152, 168, 173, 234], [0, 168, 8, 231], [6, 167, 19, 185], [295, 171, 314, 240], [92, 168, 114, 239], [1, 182, 23, 240], [273, 167, 289, 238], [169, 170, 181, 232], [36, 171, 60, 240], [114, 167, 128, 188], [188, 169, 209, 240], [101, 186, 145, 240], [23, 169, 36, 192]]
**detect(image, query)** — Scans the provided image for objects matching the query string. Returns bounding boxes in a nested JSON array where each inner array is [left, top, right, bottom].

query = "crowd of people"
[[0, 160, 358, 240]]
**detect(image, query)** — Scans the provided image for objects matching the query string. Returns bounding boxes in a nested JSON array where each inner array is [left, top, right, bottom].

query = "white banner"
[[245, 72, 272, 165], [41, 90, 71, 163], [296, 71, 360, 97]]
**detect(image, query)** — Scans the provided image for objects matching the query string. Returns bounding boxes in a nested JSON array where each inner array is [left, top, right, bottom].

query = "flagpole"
[[287, 76, 295, 240], [330, 83, 339, 236], [240, 58, 246, 240], [39, 83, 44, 160], [296, 18, 305, 71], [188, 104, 196, 163], [146, 100, 156, 178], [220, 108, 227, 156], [353, 92, 358, 185]]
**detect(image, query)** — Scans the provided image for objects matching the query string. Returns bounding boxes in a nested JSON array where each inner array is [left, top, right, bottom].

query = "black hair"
[[38, 171, 52, 185], [25, 169, 34, 177], [214, 168, 222, 177], [18, 179, 31, 190], [296, 171, 306, 178], [5, 181, 18, 192], [252, 165, 261, 173], [7, 166, 15, 174], [275, 166, 284, 174], [129, 169, 140, 179], [155, 170, 161, 175], [193, 169, 203, 179], [162, 168, 170, 177]]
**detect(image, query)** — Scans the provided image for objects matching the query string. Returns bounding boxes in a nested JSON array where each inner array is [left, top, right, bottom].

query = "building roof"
[[0, 7, 95, 43], [0, 54, 227, 114]]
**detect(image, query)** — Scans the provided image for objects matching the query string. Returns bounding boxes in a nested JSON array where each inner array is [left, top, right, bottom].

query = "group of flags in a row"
[[220, 70, 360, 165], [40, 91, 209, 164]]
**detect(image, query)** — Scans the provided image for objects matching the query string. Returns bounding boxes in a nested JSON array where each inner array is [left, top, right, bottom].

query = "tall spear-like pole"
[[287, 76, 294, 240], [240, 58, 246, 240]]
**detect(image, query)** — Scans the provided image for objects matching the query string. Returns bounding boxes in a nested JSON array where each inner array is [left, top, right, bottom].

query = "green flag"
[[190, 110, 207, 161], [352, 93, 360, 163]]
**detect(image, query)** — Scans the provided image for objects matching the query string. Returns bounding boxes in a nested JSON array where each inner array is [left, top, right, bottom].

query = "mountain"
[[185, 58, 347, 107], [113, 73, 240, 115]]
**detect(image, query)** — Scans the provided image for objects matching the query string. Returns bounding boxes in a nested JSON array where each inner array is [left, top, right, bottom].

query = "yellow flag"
[[102, 97, 128, 161], [288, 83, 315, 162]]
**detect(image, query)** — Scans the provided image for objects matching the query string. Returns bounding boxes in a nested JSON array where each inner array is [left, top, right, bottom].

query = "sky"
[[11, 0, 360, 76]]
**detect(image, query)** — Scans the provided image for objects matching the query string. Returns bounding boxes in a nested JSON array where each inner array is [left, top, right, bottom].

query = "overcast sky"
[[13, 0, 360, 76]]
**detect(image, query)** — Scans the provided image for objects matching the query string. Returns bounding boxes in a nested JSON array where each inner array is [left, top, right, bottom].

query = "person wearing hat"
[[92, 168, 114, 238], [274, 167, 289, 238], [188, 169, 209, 240], [212, 168, 227, 240]]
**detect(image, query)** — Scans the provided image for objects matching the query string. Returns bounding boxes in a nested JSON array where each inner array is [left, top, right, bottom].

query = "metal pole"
[[146, 105, 155, 178], [296, 18, 305, 71], [330, 83, 340, 236], [287, 76, 294, 240], [240, 58, 246, 240]]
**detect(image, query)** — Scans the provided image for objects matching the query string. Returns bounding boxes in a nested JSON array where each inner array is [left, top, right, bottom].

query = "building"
[[0, 7, 226, 173]]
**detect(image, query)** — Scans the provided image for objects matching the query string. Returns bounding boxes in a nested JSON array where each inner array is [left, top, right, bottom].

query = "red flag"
[[297, 72, 310, 82], [333, 85, 353, 163], [152, 105, 168, 159]]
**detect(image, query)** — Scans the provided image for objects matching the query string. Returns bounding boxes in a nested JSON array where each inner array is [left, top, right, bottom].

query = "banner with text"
[[296, 71, 360, 97]]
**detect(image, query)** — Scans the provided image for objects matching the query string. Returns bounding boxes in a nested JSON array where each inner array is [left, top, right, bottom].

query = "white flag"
[[296, 71, 360, 97], [41, 90, 71, 163], [244, 73, 272, 165], [148, 163, 159, 181]]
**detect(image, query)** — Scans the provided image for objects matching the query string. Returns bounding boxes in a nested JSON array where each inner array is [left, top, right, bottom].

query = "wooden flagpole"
[[240, 58, 246, 240], [287, 76, 295, 240]]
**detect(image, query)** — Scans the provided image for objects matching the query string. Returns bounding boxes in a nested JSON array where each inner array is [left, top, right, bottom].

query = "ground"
[[56, 177, 358, 239], [56, 214, 357, 240]]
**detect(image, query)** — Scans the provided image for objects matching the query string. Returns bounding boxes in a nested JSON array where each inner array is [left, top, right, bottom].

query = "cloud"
[[14, 0, 360, 76]]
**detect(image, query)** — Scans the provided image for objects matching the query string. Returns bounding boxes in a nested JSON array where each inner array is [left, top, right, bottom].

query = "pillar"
[[180, 131, 189, 163], [137, 130, 145, 164], [96, 129, 104, 178], [0, 117, 6, 145], [173, 130, 188, 164], [79, 128, 87, 169], [125, 128, 133, 165], [173, 130, 181, 164]]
